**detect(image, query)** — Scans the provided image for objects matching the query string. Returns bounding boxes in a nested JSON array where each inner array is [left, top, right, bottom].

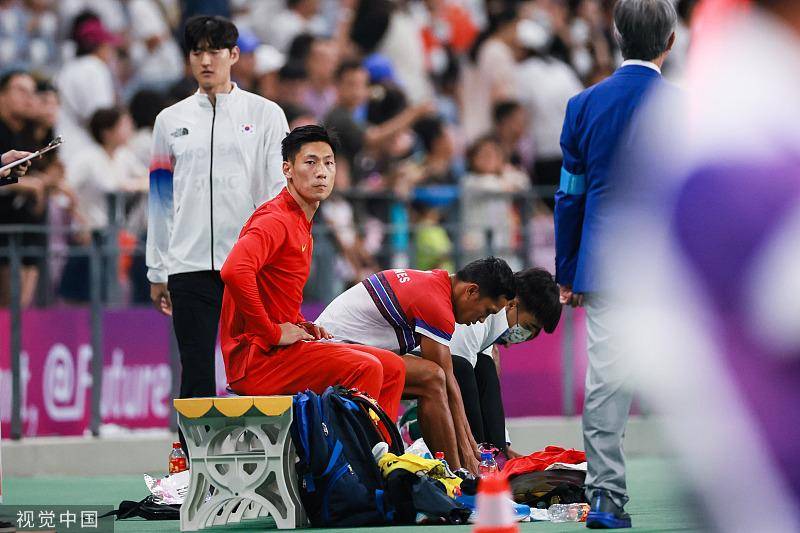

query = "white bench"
[[174, 396, 307, 530]]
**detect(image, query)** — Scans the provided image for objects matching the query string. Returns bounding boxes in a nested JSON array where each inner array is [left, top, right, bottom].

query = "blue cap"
[[237, 29, 260, 54], [363, 53, 397, 85], [480, 452, 493, 461]]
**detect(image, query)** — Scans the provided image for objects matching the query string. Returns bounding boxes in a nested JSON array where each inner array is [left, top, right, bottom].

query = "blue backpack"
[[291, 386, 404, 527]]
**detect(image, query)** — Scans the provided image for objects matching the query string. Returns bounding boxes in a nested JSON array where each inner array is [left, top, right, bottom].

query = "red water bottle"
[[168, 442, 188, 474]]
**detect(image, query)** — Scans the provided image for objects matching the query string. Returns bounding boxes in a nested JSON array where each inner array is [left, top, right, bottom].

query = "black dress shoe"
[[586, 490, 632, 529]]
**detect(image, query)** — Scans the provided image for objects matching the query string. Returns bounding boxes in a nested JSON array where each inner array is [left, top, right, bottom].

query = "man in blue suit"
[[554, 0, 678, 528]]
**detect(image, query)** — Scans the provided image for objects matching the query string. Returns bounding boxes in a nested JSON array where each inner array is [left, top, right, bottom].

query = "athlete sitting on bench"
[[316, 258, 516, 473], [219, 125, 405, 420]]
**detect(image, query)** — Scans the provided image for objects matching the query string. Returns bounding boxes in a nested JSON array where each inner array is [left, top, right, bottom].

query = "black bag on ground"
[[509, 469, 588, 508], [384, 469, 471, 525], [101, 496, 180, 521], [291, 386, 403, 527]]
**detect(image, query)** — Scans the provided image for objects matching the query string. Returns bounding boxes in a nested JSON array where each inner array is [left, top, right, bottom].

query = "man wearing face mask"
[[449, 268, 562, 458]]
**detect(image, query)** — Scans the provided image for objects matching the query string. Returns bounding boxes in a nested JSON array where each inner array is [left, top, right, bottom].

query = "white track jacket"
[[146, 84, 289, 283]]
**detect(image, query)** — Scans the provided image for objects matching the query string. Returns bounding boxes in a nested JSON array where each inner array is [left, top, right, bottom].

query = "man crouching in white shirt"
[[449, 267, 562, 459]]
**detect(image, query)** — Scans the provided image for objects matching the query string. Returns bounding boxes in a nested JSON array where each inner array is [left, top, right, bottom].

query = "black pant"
[[452, 352, 508, 451], [168, 271, 224, 399]]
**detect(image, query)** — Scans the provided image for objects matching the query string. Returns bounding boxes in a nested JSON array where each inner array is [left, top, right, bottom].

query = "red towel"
[[502, 446, 586, 479]]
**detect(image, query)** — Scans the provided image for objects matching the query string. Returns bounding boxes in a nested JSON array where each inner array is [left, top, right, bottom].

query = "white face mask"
[[499, 324, 533, 345]]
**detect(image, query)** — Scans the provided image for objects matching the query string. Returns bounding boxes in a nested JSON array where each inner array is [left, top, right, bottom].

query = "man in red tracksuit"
[[219, 125, 405, 419]]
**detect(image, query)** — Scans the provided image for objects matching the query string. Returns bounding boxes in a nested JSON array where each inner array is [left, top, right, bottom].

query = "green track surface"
[[3, 457, 704, 532]]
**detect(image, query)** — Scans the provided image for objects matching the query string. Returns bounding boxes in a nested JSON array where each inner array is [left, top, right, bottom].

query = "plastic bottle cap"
[[481, 452, 493, 461], [172, 442, 182, 448], [435, 452, 445, 460]]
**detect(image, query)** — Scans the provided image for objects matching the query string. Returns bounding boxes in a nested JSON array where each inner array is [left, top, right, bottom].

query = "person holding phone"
[[0, 150, 32, 185]]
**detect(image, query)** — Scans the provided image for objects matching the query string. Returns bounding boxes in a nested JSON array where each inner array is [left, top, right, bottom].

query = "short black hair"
[[89, 107, 125, 145], [129, 89, 164, 129], [278, 62, 307, 82], [184, 15, 238, 53], [287, 33, 316, 62], [514, 268, 561, 333], [456, 257, 516, 301], [280, 102, 313, 126], [281, 124, 338, 162], [367, 85, 407, 124], [613, 0, 677, 61], [413, 116, 445, 153], [493, 100, 522, 125], [0, 69, 31, 92], [336, 59, 365, 81]]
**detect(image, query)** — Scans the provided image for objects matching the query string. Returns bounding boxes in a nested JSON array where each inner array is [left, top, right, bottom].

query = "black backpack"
[[291, 386, 403, 527]]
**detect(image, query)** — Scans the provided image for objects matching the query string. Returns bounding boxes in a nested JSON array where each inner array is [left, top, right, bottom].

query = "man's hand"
[[278, 322, 314, 345], [1, 150, 32, 179], [297, 321, 333, 340], [559, 284, 584, 308], [150, 283, 173, 316]]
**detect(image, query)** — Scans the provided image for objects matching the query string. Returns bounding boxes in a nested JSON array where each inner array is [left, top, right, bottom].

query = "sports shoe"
[[586, 490, 632, 529]]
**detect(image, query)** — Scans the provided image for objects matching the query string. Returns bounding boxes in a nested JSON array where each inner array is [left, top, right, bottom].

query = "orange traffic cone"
[[473, 474, 518, 533]]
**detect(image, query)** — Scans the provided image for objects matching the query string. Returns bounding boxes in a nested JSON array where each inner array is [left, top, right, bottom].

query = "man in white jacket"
[[147, 15, 289, 402]]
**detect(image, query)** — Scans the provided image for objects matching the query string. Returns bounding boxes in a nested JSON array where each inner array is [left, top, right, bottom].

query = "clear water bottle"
[[478, 452, 497, 477], [547, 503, 590, 523], [168, 442, 188, 474]]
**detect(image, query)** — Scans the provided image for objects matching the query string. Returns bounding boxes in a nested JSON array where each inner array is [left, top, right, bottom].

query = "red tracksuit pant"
[[229, 341, 406, 421]]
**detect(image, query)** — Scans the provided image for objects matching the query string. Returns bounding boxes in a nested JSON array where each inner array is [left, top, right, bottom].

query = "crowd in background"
[[0, 0, 694, 308]]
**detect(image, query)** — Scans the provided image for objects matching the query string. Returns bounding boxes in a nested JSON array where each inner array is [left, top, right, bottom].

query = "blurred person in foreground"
[[604, 0, 800, 531], [146, 15, 289, 405], [553, 0, 677, 528]]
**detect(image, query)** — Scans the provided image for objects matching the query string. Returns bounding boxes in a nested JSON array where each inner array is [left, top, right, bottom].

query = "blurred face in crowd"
[[453, 283, 508, 325], [497, 107, 527, 143], [284, 141, 336, 204], [36, 89, 59, 128], [471, 140, 504, 175], [294, 0, 320, 18], [103, 113, 134, 149], [0, 73, 37, 122], [306, 40, 338, 84], [189, 42, 240, 92], [337, 67, 370, 109], [431, 127, 455, 160], [232, 51, 256, 87]]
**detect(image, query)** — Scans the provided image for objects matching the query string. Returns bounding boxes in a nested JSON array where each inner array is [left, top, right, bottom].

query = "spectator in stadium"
[[261, 0, 326, 53], [461, 4, 521, 142], [60, 106, 145, 303], [491, 100, 530, 172], [515, 36, 584, 201], [316, 257, 517, 473], [127, 0, 185, 94], [56, 14, 121, 165], [275, 63, 309, 109], [300, 38, 339, 121], [146, 15, 289, 405], [220, 125, 406, 419], [0, 150, 32, 183], [231, 29, 260, 93], [253, 44, 285, 102], [324, 60, 434, 181], [461, 135, 529, 264], [554, 0, 676, 527], [0, 70, 43, 308], [449, 267, 561, 458]]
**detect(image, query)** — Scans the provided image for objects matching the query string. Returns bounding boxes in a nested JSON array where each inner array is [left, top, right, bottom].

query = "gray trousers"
[[582, 294, 634, 508]]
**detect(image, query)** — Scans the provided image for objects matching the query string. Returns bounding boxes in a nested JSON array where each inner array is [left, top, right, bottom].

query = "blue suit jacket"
[[554, 65, 663, 293]]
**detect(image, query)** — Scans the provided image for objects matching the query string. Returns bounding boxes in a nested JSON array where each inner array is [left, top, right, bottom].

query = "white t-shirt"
[[56, 55, 116, 165], [515, 56, 583, 160], [67, 145, 147, 230], [449, 308, 509, 367]]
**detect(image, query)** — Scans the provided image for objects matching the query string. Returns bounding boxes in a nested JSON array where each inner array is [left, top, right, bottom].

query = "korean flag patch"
[[240, 123, 255, 134]]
